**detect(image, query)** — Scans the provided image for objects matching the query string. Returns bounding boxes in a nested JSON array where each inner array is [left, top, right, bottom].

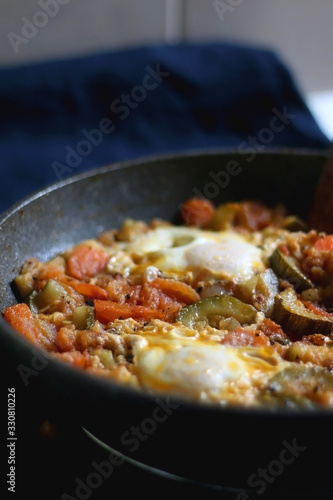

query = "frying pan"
[[0, 148, 332, 497]]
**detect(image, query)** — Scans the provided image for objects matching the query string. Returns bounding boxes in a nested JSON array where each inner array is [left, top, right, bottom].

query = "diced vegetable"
[[92, 349, 116, 369], [32, 279, 67, 310], [313, 235, 333, 252], [237, 268, 279, 316], [14, 273, 35, 298], [208, 201, 273, 231], [94, 300, 166, 323], [3, 303, 42, 344], [74, 282, 108, 300], [208, 202, 239, 230], [233, 201, 273, 231], [73, 305, 95, 330], [67, 243, 109, 280], [180, 197, 215, 227], [54, 326, 77, 351], [150, 278, 200, 304]]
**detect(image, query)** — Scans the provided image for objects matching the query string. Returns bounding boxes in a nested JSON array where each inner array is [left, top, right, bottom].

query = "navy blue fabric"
[[0, 41, 330, 213]]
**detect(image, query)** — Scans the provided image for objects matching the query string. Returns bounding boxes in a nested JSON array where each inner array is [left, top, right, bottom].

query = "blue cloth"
[[0, 41, 330, 213]]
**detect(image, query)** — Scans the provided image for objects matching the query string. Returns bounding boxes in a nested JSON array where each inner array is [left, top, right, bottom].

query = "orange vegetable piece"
[[106, 276, 140, 303], [55, 350, 88, 368], [150, 278, 200, 304], [3, 303, 42, 344], [54, 326, 77, 351], [180, 197, 215, 227], [36, 257, 66, 285], [74, 282, 108, 300], [314, 235, 333, 252], [236, 201, 273, 231], [94, 300, 166, 323], [67, 244, 109, 280]]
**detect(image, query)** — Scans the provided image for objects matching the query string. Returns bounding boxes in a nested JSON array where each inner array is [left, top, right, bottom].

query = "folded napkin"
[[0, 41, 329, 213]]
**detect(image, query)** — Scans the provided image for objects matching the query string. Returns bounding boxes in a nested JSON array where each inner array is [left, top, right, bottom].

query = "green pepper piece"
[[176, 295, 257, 330]]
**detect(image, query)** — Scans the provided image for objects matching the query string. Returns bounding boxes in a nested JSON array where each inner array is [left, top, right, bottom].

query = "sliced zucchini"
[[273, 287, 333, 336], [176, 295, 257, 330], [237, 268, 278, 316], [270, 247, 314, 291], [261, 364, 333, 408]]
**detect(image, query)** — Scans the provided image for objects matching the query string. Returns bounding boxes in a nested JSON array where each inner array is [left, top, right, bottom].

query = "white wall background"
[[0, 0, 332, 97]]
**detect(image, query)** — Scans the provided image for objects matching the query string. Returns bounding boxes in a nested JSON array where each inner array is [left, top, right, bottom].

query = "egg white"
[[116, 226, 265, 282], [131, 331, 284, 405]]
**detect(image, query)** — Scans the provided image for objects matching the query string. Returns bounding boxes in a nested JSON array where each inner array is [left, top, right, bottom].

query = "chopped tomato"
[[278, 244, 290, 256], [180, 197, 215, 227], [314, 235, 333, 252], [36, 257, 66, 284], [236, 201, 273, 231], [55, 350, 88, 368], [67, 244, 109, 280], [106, 276, 141, 303], [259, 317, 287, 338], [54, 326, 77, 351], [3, 303, 42, 344], [105, 275, 198, 311]]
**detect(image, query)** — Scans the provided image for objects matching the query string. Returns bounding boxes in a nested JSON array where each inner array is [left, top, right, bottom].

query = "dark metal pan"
[[0, 148, 331, 497]]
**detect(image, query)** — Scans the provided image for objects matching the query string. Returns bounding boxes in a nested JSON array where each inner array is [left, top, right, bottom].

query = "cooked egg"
[[118, 226, 265, 282], [131, 332, 283, 404]]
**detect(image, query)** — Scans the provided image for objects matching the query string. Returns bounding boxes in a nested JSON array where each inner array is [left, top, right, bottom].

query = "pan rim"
[[0, 145, 329, 223]]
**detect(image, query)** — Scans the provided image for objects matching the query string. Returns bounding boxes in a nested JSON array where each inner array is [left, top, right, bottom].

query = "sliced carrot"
[[180, 197, 215, 227], [3, 303, 42, 344], [150, 278, 200, 304], [94, 300, 165, 323], [313, 235, 333, 252], [67, 244, 110, 280], [74, 282, 108, 300]]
